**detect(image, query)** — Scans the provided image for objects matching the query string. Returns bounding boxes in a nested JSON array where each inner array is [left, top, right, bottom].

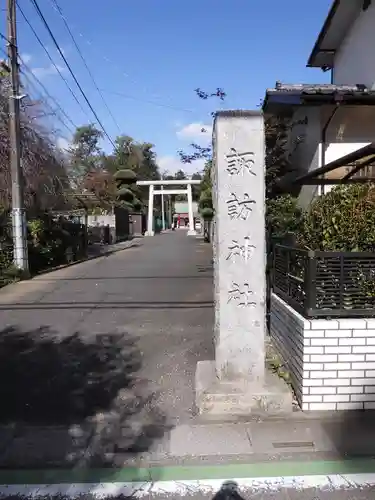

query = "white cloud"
[[158, 155, 205, 176], [20, 53, 32, 64], [56, 137, 70, 151], [31, 64, 65, 79], [176, 122, 212, 141]]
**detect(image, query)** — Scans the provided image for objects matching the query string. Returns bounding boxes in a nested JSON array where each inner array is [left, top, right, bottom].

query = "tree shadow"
[[0, 325, 170, 476]]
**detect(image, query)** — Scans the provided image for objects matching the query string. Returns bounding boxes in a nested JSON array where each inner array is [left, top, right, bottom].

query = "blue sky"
[[2, 0, 332, 174]]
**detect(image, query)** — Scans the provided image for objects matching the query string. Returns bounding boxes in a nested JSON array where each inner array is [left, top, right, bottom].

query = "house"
[[308, 0, 375, 86], [263, 0, 375, 206], [173, 201, 198, 227]]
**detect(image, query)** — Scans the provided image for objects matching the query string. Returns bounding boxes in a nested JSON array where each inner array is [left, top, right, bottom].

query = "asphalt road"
[[0, 231, 214, 430]]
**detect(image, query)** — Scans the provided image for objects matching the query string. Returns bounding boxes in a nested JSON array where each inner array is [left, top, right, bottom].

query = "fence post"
[[305, 250, 317, 317], [290, 247, 292, 296]]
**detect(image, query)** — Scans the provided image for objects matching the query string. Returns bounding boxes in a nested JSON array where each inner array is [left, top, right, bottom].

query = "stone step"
[[196, 361, 293, 418]]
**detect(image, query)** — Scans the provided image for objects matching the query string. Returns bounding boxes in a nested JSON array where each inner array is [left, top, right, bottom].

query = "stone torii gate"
[[137, 179, 201, 236]]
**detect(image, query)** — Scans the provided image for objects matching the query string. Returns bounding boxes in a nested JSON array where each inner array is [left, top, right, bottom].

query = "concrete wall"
[[85, 215, 116, 243], [333, 2, 375, 89], [86, 215, 115, 228], [270, 293, 375, 411]]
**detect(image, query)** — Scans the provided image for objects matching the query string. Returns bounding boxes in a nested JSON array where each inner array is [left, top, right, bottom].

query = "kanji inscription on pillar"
[[226, 236, 255, 262], [226, 193, 255, 220], [227, 282, 256, 307], [225, 148, 256, 176]]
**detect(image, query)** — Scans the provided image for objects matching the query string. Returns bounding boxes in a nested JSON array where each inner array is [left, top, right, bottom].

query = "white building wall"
[[290, 105, 375, 204], [286, 107, 321, 208], [333, 2, 375, 88], [271, 293, 375, 411], [322, 105, 375, 194]]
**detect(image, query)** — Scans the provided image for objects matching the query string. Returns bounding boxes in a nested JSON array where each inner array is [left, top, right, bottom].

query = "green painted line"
[[0, 459, 375, 484]]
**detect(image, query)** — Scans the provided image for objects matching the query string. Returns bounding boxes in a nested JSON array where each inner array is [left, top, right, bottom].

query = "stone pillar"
[[187, 183, 196, 236], [214, 111, 265, 383], [145, 184, 154, 236], [195, 110, 292, 417]]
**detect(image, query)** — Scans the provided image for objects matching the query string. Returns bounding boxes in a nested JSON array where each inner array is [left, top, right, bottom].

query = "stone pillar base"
[[144, 231, 155, 236], [187, 229, 197, 236], [195, 360, 293, 419]]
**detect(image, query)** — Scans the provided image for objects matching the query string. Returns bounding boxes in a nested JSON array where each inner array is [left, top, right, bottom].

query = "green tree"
[[198, 160, 214, 220], [265, 115, 292, 200], [191, 171, 202, 201], [177, 87, 225, 218], [68, 124, 103, 189], [171, 169, 187, 202]]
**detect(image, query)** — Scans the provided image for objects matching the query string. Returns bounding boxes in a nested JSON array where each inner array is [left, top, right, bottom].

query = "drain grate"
[[272, 441, 314, 449]]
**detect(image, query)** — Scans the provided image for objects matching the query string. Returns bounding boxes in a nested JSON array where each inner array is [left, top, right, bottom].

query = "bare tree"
[[0, 70, 70, 212]]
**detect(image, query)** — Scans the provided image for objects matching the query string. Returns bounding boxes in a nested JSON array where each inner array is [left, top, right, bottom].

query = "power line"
[[44, 4, 196, 114], [1, 31, 76, 136], [16, 2, 90, 121], [29, 0, 116, 148], [100, 88, 195, 113], [19, 57, 77, 133], [19, 54, 77, 130], [49, 0, 121, 134]]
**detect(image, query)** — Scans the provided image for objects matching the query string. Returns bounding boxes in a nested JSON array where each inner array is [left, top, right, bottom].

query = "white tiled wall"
[[270, 293, 375, 411]]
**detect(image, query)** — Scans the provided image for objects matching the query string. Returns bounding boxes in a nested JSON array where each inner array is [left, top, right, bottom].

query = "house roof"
[[307, 0, 365, 69], [280, 142, 375, 188], [262, 82, 375, 113]]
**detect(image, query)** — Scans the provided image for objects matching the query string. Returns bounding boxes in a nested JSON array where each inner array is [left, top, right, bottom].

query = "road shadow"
[[0, 325, 170, 479], [320, 410, 375, 458]]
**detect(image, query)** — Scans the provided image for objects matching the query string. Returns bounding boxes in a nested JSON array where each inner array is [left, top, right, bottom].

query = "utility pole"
[[7, 0, 28, 271]]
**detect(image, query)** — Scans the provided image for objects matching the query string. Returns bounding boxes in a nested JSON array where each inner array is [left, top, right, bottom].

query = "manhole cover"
[[272, 441, 314, 449]]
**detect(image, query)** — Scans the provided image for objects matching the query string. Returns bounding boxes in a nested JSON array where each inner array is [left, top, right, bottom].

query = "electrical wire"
[[49, 0, 121, 134], [16, 2, 90, 121], [45, 2, 197, 115], [29, 0, 116, 148], [2, 30, 76, 136], [19, 56, 77, 133], [20, 71, 74, 134], [100, 88, 195, 114]]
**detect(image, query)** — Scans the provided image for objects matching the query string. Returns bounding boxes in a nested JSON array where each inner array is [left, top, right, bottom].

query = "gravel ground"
[[0, 486, 374, 500]]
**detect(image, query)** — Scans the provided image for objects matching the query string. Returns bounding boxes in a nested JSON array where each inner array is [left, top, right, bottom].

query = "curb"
[[0, 458, 374, 484], [0, 460, 375, 497]]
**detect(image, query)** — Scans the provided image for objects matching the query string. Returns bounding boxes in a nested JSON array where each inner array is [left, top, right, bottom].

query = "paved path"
[[0, 231, 214, 466], [1, 232, 375, 497]]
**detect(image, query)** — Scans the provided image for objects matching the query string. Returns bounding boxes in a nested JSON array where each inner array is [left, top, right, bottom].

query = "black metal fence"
[[273, 244, 375, 318]]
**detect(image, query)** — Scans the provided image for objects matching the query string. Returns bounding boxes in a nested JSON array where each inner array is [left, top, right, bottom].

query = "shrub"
[[266, 194, 303, 240], [132, 198, 142, 212], [113, 169, 137, 183], [200, 207, 214, 221], [117, 187, 135, 203], [299, 184, 375, 251], [199, 189, 213, 211]]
